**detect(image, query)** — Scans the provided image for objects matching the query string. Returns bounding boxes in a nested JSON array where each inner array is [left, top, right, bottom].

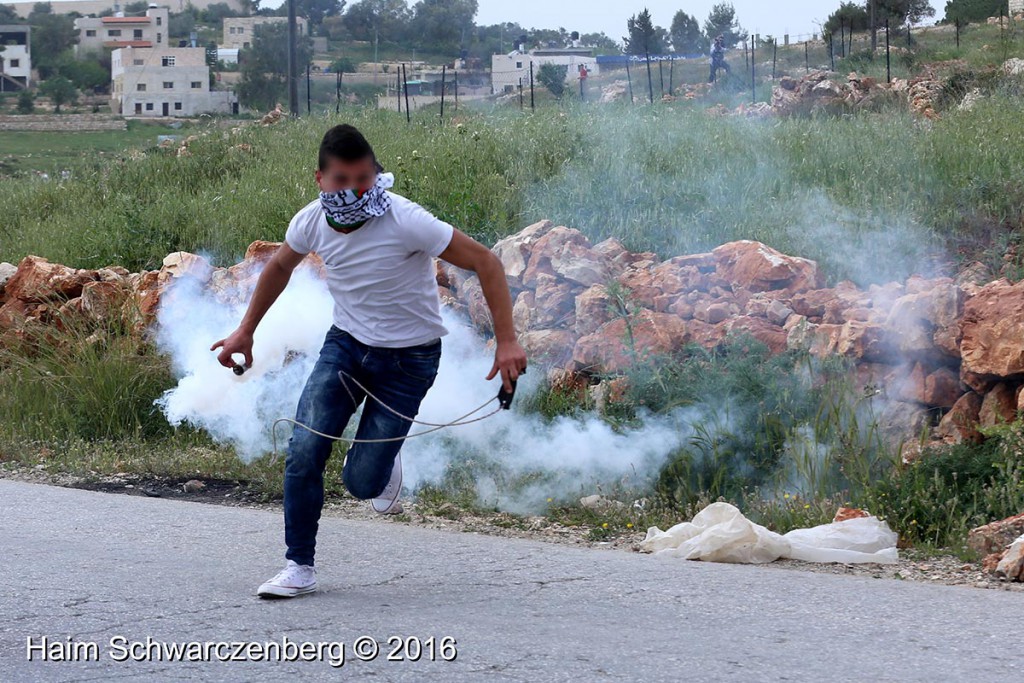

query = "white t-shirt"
[[284, 191, 455, 348]]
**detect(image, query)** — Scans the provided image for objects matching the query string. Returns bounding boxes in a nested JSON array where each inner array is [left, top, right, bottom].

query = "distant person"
[[211, 124, 527, 599], [709, 35, 731, 83]]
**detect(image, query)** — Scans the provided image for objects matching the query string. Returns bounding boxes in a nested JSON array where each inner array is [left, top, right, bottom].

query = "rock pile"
[[0, 246, 323, 347], [435, 219, 1024, 459], [769, 70, 932, 118], [2, 219, 1024, 459]]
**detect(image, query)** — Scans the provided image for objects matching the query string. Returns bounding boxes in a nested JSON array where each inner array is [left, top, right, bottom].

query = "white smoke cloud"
[[153, 268, 699, 512], [154, 268, 333, 460]]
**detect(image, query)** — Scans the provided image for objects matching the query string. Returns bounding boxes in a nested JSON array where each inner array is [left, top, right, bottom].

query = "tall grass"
[[5, 90, 1024, 284]]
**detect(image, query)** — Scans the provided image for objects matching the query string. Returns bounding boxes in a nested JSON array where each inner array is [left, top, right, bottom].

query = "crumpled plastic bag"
[[639, 501, 899, 564]]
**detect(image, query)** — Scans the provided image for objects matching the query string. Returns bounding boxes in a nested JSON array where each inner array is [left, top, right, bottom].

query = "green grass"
[[4, 91, 1024, 282], [0, 120, 205, 176]]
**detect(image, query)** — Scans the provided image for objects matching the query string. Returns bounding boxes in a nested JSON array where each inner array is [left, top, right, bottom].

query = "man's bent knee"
[[342, 458, 390, 499]]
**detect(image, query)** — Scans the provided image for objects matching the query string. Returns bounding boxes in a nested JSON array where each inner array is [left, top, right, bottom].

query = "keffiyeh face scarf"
[[319, 172, 395, 229]]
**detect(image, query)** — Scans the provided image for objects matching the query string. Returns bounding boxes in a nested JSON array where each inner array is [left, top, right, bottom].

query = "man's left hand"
[[487, 339, 528, 393]]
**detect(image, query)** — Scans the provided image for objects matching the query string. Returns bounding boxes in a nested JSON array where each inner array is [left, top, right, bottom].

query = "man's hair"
[[318, 124, 383, 172]]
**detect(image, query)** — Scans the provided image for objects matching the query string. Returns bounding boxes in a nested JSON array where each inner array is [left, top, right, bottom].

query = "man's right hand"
[[211, 327, 254, 370]]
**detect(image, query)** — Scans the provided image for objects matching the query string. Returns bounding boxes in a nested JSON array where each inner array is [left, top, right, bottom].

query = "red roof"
[[102, 17, 151, 24]]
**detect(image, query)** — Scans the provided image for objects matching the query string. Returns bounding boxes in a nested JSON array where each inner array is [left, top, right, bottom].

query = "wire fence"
[[295, 17, 1024, 117]]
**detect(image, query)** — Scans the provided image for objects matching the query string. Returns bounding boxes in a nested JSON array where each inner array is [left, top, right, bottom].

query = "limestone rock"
[[519, 329, 576, 368], [492, 219, 554, 287], [960, 279, 1024, 388], [935, 391, 983, 445], [968, 513, 1024, 555], [712, 240, 823, 294], [572, 311, 689, 374]]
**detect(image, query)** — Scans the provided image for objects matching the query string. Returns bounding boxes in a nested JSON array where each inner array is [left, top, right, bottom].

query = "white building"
[[1012, 0, 1024, 15], [2, 0, 242, 18], [490, 47, 598, 94], [111, 46, 238, 117], [0, 24, 30, 89], [221, 16, 307, 50], [75, 6, 170, 56]]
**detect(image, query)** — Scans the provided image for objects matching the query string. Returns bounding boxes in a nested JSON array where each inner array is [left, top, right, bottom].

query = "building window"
[[134, 29, 143, 39], [9, 59, 19, 68], [108, 29, 121, 37], [163, 81, 173, 89], [174, 102, 182, 110], [135, 103, 142, 114], [145, 103, 153, 111], [137, 83, 146, 91], [157, 32, 162, 43], [229, 26, 236, 34], [516, 61, 523, 69], [86, 29, 96, 37], [190, 81, 201, 89], [133, 59, 144, 65], [161, 56, 175, 66], [156, 16, 162, 26], [238, 27, 244, 34]]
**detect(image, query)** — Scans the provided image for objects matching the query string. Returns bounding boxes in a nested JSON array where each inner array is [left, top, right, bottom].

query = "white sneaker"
[[371, 452, 403, 514], [257, 560, 317, 599]]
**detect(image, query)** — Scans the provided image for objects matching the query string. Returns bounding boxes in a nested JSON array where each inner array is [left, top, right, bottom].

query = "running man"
[[709, 34, 732, 83], [211, 124, 527, 598]]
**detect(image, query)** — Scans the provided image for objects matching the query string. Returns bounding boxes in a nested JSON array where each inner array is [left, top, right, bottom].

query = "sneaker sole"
[[257, 583, 317, 599]]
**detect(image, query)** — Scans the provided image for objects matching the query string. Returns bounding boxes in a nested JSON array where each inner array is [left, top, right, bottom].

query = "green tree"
[[124, 1, 149, 13], [409, 0, 477, 54], [580, 32, 621, 54], [168, 10, 198, 40], [703, 2, 745, 48], [56, 54, 108, 92], [624, 8, 668, 55], [16, 89, 34, 113], [342, 0, 411, 44], [330, 56, 356, 72], [825, 2, 870, 35], [236, 21, 312, 111], [201, 2, 240, 24], [0, 4, 21, 23], [943, 0, 1005, 23], [30, 13, 78, 79], [297, 0, 346, 31], [877, 0, 937, 25], [468, 22, 528, 57], [536, 62, 565, 97], [39, 75, 77, 113], [670, 10, 704, 54], [28, 2, 52, 19]]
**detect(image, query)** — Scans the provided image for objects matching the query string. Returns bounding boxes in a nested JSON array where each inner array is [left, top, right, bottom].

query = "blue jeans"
[[283, 325, 441, 566]]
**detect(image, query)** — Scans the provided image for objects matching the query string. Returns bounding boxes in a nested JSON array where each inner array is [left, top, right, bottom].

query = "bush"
[[860, 426, 1024, 551], [16, 89, 34, 114], [610, 333, 886, 509], [537, 63, 566, 98]]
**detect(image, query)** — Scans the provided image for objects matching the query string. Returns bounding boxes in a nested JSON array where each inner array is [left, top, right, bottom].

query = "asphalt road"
[[1, 479, 1021, 682]]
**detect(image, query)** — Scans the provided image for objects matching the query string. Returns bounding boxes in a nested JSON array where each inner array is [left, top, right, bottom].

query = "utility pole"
[[287, 0, 298, 116], [870, 0, 877, 52]]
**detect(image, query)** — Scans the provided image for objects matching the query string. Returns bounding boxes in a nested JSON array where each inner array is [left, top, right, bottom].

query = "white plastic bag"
[[640, 501, 898, 564]]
